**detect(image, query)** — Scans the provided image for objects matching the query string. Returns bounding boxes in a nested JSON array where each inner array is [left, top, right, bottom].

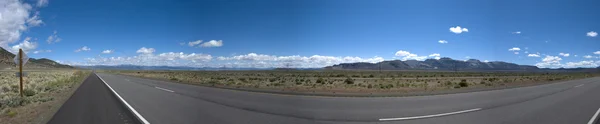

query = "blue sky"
[[1, 0, 599, 68]]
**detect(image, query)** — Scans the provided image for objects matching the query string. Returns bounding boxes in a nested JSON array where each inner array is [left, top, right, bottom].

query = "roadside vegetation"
[[103, 70, 600, 94], [0, 70, 90, 123]]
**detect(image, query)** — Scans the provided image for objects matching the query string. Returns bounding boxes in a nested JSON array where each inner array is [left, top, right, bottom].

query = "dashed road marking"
[[155, 87, 175, 93], [379, 108, 482, 121]]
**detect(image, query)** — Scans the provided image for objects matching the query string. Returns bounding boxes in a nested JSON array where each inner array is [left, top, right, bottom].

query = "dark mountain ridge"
[[324, 57, 597, 72]]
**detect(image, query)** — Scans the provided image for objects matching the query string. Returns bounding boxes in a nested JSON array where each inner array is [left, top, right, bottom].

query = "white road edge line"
[[575, 84, 584, 88], [588, 108, 600, 124], [155, 87, 175, 93], [96, 73, 151, 124], [379, 108, 482, 121]]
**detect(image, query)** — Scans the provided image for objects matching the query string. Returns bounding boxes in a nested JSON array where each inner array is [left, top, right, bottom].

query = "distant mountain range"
[[0, 47, 73, 69], [325, 57, 600, 72]]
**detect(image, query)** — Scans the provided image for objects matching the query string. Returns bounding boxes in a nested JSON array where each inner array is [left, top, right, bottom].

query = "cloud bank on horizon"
[[1, 0, 599, 68]]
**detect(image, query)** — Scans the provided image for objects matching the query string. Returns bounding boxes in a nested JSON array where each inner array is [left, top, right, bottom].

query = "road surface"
[[48, 73, 140, 124], [53, 73, 600, 124]]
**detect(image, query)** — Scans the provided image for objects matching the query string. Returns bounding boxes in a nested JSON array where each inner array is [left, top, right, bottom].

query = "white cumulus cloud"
[[438, 40, 448, 44], [136, 47, 155, 54], [535, 55, 600, 68], [583, 55, 593, 59], [535, 55, 562, 68], [216, 53, 384, 68], [32, 49, 51, 54], [66, 51, 388, 68], [512, 31, 521, 34], [102, 50, 113, 54], [74, 46, 91, 52], [527, 53, 540, 57], [542, 56, 562, 63], [72, 52, 213, 66], [10, 37, 38, 53], [428, 53, 441, 60], [594, 51, 600, 55], [0, 0, 44, 50], [157, 52, 212, 62], [27, 11, 43, 27], [564, 61, 598, 68], [508, 47, 521, 51], [187, 40, 202, 47], [559, 53, 570, 57], [394, 50, 428, 61], [449, 26, 469, 34], [46, 30, 61, 44], [394, 50, 411, 56], [36, 0, 48, 7], [587, 31, 597, 37], [200, 40, 223, 47]]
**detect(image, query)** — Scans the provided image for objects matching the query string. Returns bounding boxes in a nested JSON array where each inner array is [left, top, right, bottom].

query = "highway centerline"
[[378, 108, 482, 121], [155, 86, 175, 93], [575, 84, 585, 88], [589, 108, 600, 124]]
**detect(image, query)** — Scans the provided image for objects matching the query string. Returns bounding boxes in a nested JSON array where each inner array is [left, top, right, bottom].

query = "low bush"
[[23, 89, 36, 97], [1, 86, 9, 93], [10, 85, 19, 93], [386, 84, 394, 89], [459, 82, 469, 87], [1, 97, 27, 108], [344, 77, 354, 84], [316, 78, 325, 84], [269, 78, 277, 82]]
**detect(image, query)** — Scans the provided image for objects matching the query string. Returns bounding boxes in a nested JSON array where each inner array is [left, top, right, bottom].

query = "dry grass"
[[102, 70, 600, 94]]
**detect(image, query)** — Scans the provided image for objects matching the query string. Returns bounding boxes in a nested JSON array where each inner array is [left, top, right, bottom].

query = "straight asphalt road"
[[92, 73, 600, 124], [48, 73, 140, 124]]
